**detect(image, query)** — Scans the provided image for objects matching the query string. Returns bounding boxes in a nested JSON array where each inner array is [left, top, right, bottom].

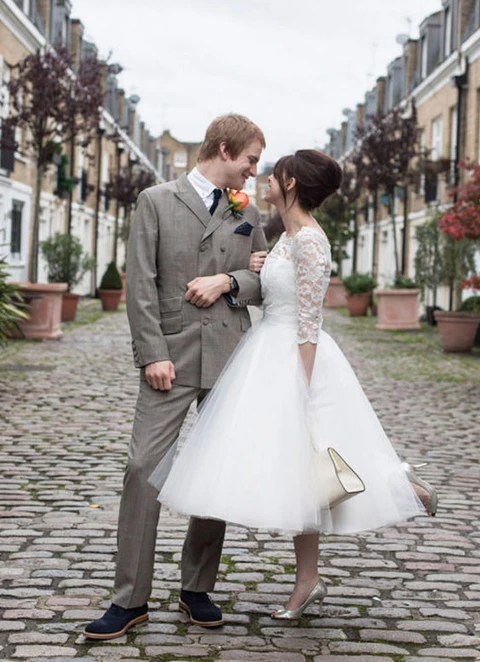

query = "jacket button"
[[203, 319, 209, 325], [222, 320, 228, 327], [220, 246, 226, 252], [200, 244, 208, 252]]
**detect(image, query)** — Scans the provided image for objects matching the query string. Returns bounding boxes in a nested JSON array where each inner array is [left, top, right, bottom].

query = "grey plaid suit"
[[114, 174, 266, 608]]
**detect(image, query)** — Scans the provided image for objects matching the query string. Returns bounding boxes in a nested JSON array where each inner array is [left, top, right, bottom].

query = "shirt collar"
[[187, 166, 221, 202]]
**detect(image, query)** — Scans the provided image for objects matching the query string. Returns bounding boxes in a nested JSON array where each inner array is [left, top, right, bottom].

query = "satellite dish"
[[129, 94, 141, 105], [396, 34, 409, 46]]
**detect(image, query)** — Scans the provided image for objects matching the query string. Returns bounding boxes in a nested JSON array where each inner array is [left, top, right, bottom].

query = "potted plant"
[[40, 232, 94, 321], [374, 275, 421, 331], [434, 274, 480, 352], [98, 262, 123, 311], [434, 161, 480, 352], [0, 254, 29, 343], [341, 273, 377, 317], [414, 214, 443, 325]]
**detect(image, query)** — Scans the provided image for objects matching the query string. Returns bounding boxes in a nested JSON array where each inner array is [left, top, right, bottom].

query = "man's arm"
[[126, 190, 171, 369], [227, 208, 267, 307]]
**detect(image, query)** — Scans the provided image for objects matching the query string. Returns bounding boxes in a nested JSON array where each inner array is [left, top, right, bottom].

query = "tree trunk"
[[401, 185, 408, 275], [371, 190, 378, 278], [390, 193, 400, 278], [66, 134, 75, 235], [29, 161, 44, 283], [352, 206, 358, 275]]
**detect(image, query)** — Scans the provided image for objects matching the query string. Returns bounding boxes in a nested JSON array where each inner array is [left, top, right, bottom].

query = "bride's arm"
[[294, 232, 330, 384]]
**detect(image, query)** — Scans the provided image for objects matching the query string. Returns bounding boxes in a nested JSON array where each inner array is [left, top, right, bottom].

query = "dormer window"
[[420, 35, 428, 79], [444, 5, 453, 55]]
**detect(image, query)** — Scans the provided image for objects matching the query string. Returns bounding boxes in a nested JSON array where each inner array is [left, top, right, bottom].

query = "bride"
[[149, 149, 436, 619]]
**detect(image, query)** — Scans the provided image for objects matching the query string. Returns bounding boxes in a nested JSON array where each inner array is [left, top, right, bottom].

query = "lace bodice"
[[261, 227, 331, 343]]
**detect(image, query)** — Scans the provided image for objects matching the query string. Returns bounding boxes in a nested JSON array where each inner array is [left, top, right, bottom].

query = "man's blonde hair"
[[198, 114, 266, 162]]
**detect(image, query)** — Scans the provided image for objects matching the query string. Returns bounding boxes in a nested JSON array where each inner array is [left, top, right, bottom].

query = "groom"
[[84, 114, 267, 639]]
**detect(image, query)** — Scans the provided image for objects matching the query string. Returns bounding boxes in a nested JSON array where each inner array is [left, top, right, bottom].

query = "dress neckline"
[[282, 226, 328, 242]]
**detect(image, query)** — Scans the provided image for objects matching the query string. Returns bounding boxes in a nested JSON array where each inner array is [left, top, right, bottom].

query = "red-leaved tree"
[[4, 46, 103, 282], [438, 160, 480, 240], [108, 166, 157, 266]]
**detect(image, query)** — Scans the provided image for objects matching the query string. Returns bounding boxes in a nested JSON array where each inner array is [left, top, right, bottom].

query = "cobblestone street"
[[0, 305, 479, 662]]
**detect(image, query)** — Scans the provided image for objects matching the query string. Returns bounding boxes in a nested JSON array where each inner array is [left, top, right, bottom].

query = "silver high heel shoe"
[[402, 462, 438, 516], [271, 578, 327, 620]]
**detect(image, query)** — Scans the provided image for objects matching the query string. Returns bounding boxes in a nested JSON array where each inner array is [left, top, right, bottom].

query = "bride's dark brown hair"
[[273, 149, 342, 211]]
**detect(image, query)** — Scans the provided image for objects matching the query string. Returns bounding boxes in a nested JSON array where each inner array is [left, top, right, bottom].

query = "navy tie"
[[209, 188, 222, 215]]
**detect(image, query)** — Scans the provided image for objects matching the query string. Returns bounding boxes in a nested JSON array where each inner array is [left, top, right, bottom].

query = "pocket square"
[[234, 221, 253, 236]]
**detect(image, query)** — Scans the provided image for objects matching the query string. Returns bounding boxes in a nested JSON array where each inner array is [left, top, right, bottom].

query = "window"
[[444, 6, 452, 56], [420, 36, 428, 79], [431, 116, 443, 160], [11, 200, 23, 254], [174, 150, 187, 168]]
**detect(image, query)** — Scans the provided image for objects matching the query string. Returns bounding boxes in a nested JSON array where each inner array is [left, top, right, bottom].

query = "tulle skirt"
[[149, 311, 424, 534]]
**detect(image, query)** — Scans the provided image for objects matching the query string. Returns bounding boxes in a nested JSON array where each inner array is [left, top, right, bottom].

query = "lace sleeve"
[[294, 230, 331, 344]]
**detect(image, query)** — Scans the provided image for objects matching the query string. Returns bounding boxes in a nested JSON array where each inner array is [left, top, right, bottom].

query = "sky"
[[71, 0, 442, 169]]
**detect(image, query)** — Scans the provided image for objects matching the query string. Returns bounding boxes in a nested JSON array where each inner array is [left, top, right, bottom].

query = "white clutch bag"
[[313, 446, 365, 509]]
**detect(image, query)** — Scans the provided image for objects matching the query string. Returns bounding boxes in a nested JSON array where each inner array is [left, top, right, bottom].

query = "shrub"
[[459, 296, 480, 312], [341, 273, 377, 295], [393, 275, 418, 289], [99, 262, 122, 290], [40, 232, 94, 292], [0, 255, 29, 345]]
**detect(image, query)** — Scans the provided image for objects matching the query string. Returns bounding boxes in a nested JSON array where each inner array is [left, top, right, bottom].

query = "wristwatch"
[[227, 273, 239, 295]]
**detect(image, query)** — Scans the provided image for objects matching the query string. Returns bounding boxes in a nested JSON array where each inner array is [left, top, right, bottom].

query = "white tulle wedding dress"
[[149, 226, 424, 534]]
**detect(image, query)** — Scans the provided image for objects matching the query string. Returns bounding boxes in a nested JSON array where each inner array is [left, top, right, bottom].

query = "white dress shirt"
[[187, 167, 221, 210], [186, 167, 238, 302]]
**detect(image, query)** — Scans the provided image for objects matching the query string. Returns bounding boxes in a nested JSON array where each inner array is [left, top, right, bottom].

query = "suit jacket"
[[126, 173, 267, 389]]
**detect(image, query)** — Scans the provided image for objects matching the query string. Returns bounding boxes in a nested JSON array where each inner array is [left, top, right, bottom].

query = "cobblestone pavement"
[[0, 305, 479, 662]]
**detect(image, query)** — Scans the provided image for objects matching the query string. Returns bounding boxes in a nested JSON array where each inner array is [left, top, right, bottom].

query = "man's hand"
[[249, 250, 267, 272], [145, 360, 176, 391], [185, 274, 230, 308]]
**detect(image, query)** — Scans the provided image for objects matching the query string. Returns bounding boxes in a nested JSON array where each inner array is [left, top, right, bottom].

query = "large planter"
[[120, 272, 127, 303], [99, 288, 122, 312], [61, 292, 80, 322], [374, 288, 421, 330], [12, 282, 67, 340], [346, 292, 371, 317], [324, 277, 348, 308], [434, 310, 480, 353]]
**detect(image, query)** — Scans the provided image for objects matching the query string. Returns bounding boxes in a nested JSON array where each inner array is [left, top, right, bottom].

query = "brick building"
[[325, 0, 480, 310], [0, 0, 162, 293]]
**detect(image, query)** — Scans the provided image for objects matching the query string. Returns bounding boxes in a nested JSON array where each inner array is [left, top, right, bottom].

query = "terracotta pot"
[[99, 288, 122, 312], [434, 310, 480, 353], [324, 277, 348, 308], [374, 289, 421, 330], [61, 292, 80, 322], [346, 292, 371, 317], [12, 282, 67, 340], [120, 272, 127, 302]]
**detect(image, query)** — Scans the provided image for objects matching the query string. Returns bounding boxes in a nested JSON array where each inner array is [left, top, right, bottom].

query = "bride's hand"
[[249, 251, 267, 272]]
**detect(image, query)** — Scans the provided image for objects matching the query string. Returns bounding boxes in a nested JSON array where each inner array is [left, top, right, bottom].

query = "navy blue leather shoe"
[[83, 603, 148, 640], [179, 590, 224, 627]]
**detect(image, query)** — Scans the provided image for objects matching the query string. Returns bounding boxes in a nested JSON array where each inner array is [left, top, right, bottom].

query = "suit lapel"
[[201, 190, 228, 241], [174, 173, 211, 228]]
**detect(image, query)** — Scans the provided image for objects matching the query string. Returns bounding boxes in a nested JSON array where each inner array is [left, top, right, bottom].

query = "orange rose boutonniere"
[[223, 189, 249, 219]]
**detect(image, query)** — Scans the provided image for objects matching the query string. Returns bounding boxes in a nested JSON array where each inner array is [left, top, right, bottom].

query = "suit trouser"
[[113, 374, 226, 608]]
